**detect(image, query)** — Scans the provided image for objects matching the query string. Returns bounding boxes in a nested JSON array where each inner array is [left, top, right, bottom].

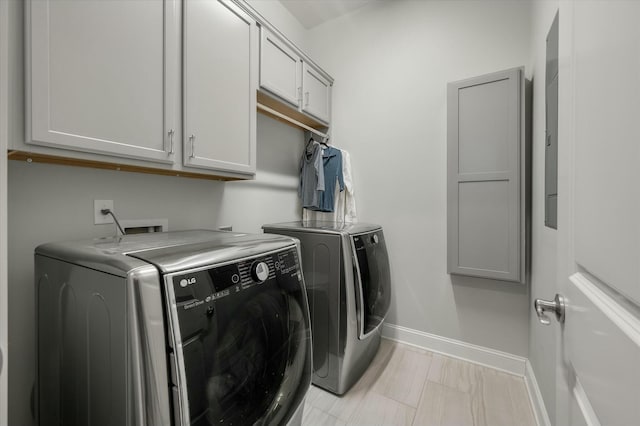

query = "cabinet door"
[[260, 28, 301, 108], [447, 67, 526, 283], [301, 62, 331, 124], [184, 0, 257, 175], [27, 0, 177, 163]]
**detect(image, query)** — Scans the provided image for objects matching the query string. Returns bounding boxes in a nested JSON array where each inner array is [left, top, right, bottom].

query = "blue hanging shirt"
[[310, 146, 344, 212]]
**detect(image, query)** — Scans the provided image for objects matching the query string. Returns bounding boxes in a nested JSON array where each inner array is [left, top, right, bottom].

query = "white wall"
[[528, 1, 559, 423], [220, 115, 304, 233], [246, 0, 309, 50], [305, 0, 533, 356]]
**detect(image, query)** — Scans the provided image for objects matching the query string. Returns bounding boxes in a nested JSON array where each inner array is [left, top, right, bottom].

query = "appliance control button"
[[371, 234, 379, 244], [252, 261, 269, 283]]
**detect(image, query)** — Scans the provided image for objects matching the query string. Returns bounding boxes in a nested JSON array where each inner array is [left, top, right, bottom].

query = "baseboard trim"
[[381, 324, 552, 426], [525, 360, 552, 426], [381, 323, 527, 376]]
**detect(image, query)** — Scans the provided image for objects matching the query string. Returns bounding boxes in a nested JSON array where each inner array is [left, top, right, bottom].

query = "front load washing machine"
[[35, 230, 312, 425], [262, 221, 391, 395]]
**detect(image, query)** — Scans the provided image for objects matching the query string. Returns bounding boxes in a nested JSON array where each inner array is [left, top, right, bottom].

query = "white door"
[[27, 0, 177, 163], [183, 0, 257, 175], [541, 1, 640, 425]]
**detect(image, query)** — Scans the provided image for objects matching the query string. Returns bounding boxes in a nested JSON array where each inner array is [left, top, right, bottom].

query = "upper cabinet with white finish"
[[26, 0, 178, 164], [260, 29, 301, 109], [19, 0, 333, 180], [259, 27, 332, 126], [301, 62, 331, 124], [183, 0, 257, 174]]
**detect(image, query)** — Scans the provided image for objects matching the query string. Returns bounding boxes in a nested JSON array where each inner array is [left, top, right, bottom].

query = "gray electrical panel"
[[447, 67, 529, 284], [545, 12, 559, 229]]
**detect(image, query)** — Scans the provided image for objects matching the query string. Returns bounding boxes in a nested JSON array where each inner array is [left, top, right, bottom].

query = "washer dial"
[[252, 261, 270, 283]]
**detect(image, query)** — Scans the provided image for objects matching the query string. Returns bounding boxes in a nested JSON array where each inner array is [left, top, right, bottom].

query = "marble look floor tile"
[[347, 392, 416, 426], [305, 384, 332, 408], [427, 354, 483, 394], [470, 368, 536, 426], [309, 339, 397, 422], [324, 377, 371, 422], [306, 378, 372, 423], [412, 381, 474, 426], [506, 372, 537, 426], [302, 405, 347, 426], [305, 339, 537, 426], [370, 342, 433, 407]]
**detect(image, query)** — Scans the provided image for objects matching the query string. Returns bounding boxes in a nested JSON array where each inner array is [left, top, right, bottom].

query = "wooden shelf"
[[257, 90, 328, 131], [7, 151, 246, 182]]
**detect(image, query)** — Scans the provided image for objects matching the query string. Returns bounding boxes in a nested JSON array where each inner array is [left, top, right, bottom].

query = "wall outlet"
[[94, 200, 114, 225]]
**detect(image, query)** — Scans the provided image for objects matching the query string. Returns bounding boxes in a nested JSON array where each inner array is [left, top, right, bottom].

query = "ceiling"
[[279, 0, 376, 29]]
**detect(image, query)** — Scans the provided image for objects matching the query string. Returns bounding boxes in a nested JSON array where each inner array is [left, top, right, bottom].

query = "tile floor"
[[302, 338, 537, 426]]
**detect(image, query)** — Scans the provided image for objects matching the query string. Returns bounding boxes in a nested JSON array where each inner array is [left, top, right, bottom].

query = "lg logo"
[[179, 277, 197, 288]]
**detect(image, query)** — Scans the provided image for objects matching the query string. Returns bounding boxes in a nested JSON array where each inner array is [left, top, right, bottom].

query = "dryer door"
[[165, 247, 311, 426], [352, 231, 392, 339]]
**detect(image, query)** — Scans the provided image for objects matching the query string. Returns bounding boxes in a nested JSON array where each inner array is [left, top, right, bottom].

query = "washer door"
[[352, 231, 392, 339], [166, 249, 311, 426]]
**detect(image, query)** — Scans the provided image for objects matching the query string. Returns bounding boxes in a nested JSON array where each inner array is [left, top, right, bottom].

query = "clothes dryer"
[[262, 221, 391, 395], [35, 230, 311, 425]]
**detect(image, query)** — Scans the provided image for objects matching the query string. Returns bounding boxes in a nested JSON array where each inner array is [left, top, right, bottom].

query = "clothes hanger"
[[306, 137, 315, 150]]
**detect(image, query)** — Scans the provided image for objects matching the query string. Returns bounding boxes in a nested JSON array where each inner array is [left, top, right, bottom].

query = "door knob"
[[534, 294, 565, 325]]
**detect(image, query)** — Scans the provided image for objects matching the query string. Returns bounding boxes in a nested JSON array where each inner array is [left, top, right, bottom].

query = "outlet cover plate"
[[94, 200, 114, 224]]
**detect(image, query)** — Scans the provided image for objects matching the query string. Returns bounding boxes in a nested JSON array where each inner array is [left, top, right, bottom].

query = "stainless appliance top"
[[35, 229, 298, 276], [263, 221, 381, 236]]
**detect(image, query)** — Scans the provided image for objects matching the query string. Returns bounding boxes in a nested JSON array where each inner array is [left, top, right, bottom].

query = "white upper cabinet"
[[260, 28, 301, 109], [183, 0, 257, 174], [301, 62, 332, 124], [26, 0, 178, 163], [23, 0, 330, 179], [258, 27, 332, 126]]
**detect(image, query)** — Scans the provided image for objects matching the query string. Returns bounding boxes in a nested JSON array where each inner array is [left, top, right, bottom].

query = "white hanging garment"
[[303, 149, 357, 223]]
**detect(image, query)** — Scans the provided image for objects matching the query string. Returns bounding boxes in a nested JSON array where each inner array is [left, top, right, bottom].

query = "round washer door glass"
[[167, 248, 311, 426]]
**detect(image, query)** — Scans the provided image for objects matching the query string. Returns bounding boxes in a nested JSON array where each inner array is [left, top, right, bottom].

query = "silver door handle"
[[304, 91, 309, 107], [534, 294, 565, 325], [167, 129, 175, 154], [189, 134, 195, 158]]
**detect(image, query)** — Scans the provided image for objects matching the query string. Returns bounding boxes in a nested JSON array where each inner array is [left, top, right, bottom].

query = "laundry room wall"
[[303, 0, 534, 357], [246, 0, 308, 49]]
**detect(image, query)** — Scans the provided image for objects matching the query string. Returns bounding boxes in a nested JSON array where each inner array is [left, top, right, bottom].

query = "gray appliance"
[[262, 221, 391, 395], [35, 230, 312, 426]]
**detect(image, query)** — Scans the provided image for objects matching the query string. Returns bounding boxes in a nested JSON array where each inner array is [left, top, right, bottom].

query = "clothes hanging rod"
[[257, 102, 329, 139]]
